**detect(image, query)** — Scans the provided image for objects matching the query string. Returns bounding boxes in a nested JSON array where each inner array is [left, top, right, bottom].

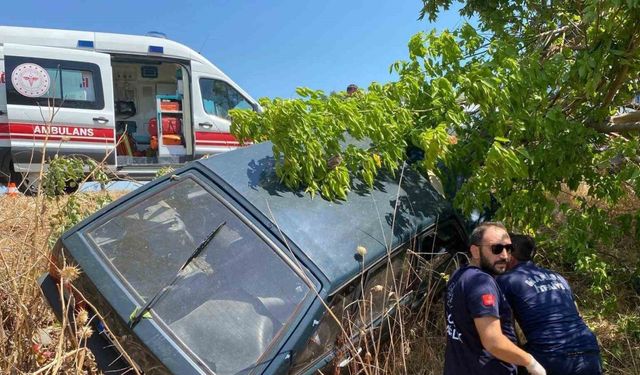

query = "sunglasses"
[[476, 243, 514, 254]]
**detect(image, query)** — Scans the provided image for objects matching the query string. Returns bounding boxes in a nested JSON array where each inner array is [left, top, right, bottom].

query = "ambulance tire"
[[23, 174, 81, 196], [0, 150, 12, 185], [6, 162, 37, 195], [11, 167, 79, 196], [13, 170, 40, 196], [63, 181, 80, 194]]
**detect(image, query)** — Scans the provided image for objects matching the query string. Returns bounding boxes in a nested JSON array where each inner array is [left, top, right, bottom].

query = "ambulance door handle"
[[199, 122, 214, 129], [93, 117, 110, 124]]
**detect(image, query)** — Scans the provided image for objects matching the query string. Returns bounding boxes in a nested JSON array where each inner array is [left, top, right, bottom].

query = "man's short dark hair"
[[468, 221, 507, 247], [509, 233, 536, 261]]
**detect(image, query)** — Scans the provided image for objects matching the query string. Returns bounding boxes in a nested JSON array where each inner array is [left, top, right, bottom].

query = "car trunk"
[[43, 171, 312, 375]]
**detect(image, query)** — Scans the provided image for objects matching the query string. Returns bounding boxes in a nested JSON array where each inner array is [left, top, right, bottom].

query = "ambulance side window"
[[43, 68, 97, 102], [5, 56, 104, 110], [200, 78, 252, 119]]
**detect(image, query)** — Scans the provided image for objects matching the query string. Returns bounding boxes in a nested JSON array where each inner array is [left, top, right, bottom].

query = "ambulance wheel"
[[14, 172, 41, 196], [0, 151, 12, 185], [12, 167, 80, 195], [63, 181, 80, 194], [24, 174, 81, 195]]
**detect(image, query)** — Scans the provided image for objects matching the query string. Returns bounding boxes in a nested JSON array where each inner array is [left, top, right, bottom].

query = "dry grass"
[[0, 194, 67, 374], [1, 191, 639, 374], [0, 193, 125, 374]]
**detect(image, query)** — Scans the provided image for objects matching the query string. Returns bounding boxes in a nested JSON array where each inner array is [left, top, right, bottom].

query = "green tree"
[[230, 1, 640, 307]]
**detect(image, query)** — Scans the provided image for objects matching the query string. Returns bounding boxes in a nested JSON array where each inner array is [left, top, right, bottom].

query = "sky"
[[0, 0, 465, 99]]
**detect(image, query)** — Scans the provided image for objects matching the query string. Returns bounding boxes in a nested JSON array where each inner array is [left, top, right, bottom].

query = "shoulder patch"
[[482, 294, 495, 306]]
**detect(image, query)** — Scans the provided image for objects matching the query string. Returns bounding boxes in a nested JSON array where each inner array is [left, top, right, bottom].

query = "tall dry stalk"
[[0, 77, 129, 373]]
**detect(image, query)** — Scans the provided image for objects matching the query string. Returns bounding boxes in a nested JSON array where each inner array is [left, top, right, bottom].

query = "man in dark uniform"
[[444, 222, 546, 375], [497, 234, 602, 375]]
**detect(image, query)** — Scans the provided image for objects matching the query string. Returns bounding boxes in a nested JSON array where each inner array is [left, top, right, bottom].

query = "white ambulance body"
[[0, 26, 259, 185]]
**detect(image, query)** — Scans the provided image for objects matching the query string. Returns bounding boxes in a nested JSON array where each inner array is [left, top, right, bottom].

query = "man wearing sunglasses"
[[444, 222, 546, 375], [496, 234, 601, 375]]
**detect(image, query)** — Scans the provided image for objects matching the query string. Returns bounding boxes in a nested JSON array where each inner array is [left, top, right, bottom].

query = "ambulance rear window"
[[44, 68, 96, 102], [5, 56, 104, 110]]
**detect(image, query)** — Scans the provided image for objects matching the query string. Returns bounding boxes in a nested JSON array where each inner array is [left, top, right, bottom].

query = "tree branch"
[[601, 32, 640, 108], [592, 121, 640, 133]]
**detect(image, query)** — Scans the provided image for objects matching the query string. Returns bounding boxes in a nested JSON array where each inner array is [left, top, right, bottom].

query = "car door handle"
[[93, 117, 110, 124], [199, 122, 214, 129]]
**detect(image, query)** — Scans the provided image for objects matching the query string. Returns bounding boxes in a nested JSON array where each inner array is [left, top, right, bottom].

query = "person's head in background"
[[508, 233, 536, 269], [346, 84, 358, 95]]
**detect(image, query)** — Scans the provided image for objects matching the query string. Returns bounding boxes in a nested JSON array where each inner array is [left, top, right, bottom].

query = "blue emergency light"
[[77, 40, 94, 48], [148, 45, 164, 53]]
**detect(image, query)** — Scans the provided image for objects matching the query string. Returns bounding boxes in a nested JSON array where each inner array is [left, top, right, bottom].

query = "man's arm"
[[474, 316, 545, 375]]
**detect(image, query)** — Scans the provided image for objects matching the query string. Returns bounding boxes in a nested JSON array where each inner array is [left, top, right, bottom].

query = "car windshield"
[[86, 176, 310, 374]]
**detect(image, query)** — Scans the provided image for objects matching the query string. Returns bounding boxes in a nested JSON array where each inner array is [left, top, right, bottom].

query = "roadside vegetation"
[[229, 0, 640, 371], [0, 179, 638, 374], [2, 0, 640, 373]]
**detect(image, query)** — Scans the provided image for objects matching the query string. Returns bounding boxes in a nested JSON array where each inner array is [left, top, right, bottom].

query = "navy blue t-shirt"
[[443, 266, 517, 375], [496, 261, 600, 355]]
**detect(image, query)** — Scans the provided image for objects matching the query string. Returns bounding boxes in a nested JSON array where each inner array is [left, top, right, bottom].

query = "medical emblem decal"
[[11, 63, 51, 98]]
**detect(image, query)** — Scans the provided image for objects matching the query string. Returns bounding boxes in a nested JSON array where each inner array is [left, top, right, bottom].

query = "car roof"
[[197, 142, 455, 292]]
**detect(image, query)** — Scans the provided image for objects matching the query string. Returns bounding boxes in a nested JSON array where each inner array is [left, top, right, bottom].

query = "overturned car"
[[40, 141, 468, 374]]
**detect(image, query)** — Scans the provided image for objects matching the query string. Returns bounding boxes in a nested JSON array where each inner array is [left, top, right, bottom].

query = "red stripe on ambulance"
[[195, 131, 241, 146], [194, 131, 251, 147], [0, 123, 115, 143], [0, 122, 115, 143]]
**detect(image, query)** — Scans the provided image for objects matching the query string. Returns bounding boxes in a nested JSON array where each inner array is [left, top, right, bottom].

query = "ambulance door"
[[192, 73, 254, 157], [0, 47, 10, 180], [3, 43, 116, 173]]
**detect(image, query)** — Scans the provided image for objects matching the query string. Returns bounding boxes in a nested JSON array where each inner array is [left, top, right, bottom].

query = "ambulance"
[[0, 26, 259, 189]]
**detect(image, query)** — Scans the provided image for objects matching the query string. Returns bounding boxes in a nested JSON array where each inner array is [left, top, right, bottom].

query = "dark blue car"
[[40, 141, 467, 374]]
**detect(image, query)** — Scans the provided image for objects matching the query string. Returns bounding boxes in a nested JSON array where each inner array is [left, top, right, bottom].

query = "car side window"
[[419, 224, 466, 265], [5, 56, 104, 110], [357, 254, 407, 326], [289, 253, 411, 374], [290, 286, 356, 374], [200, 78, 252, 119], [414, 223, 467, 297]]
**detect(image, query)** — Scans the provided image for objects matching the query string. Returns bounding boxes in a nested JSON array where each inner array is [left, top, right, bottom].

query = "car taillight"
[[48, 240, 87, 310], [48, 240, 64, 282]]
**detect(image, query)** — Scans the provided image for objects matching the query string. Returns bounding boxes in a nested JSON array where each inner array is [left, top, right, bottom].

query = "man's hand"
[[473, 316, 537, 367], [525, 355, 546, 375]]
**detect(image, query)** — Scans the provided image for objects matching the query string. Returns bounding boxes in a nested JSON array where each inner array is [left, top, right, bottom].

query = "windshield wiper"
[[128, 221, 226, 328]]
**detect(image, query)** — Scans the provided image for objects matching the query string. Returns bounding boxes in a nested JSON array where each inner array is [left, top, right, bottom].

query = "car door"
[[3, 43, 116, 173], [288, 286, 358, 375], [192, 73, 254, 157], [413, 221, 468, 306]]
